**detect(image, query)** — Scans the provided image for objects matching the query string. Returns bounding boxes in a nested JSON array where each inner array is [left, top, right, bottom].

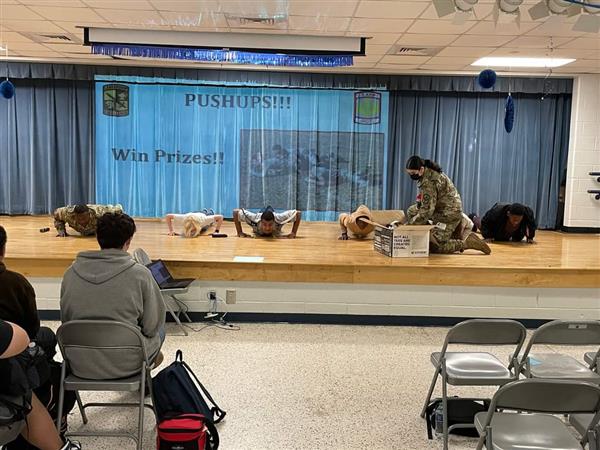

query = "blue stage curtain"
[[0, 79, 94, 214], [387, 91, 571, 229]]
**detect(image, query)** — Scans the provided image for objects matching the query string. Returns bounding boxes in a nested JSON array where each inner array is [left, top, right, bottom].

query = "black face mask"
[[410, 173, 421, 181]]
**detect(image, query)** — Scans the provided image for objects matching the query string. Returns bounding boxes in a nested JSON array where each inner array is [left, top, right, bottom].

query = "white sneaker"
[[61, 440, 82, 450]]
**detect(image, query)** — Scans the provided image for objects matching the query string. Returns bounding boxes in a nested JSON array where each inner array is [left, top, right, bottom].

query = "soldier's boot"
[[463, 232, 491, 255]]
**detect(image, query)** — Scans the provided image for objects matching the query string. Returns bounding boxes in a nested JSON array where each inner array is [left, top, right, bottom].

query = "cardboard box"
[[373, 224, 434, 258]]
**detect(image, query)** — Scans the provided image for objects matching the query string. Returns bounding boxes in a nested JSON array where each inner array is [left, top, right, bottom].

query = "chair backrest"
[[528, 320, 600, 345], [57, 320, 149, 380], [491, 379, 600, 414], [519, 320, 600, 366], [132, 248, 151, 266], [445, 319, 527, 346]]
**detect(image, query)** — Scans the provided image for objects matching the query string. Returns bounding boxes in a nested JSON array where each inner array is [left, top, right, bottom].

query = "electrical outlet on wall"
[[226, 289, 236, 304]]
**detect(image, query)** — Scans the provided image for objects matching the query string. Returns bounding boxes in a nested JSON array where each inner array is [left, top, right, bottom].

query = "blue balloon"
[[0, 79, 15, 99], [478, 69, 497, 89], [504, 94, 515, 133]]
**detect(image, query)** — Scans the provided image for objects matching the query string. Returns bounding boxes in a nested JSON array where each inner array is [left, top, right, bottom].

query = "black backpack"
[[425, 397, 490, 439], [152, 350, 226, 424]]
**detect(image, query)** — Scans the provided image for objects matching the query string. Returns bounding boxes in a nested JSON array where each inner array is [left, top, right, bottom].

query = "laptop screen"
[[147, 260, 171, 285]]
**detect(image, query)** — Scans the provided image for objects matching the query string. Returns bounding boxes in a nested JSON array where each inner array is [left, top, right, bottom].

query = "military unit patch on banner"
[[103, 84, 129, 117], [354, 91, 381, 125]]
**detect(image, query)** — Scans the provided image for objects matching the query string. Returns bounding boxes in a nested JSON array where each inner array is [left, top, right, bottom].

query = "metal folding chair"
[[56, 320, 155, 450], [132, 248, 192, 336], [517, 320, 600, 383], [475, 379, 600, 450], [420, 319, 526, 450]]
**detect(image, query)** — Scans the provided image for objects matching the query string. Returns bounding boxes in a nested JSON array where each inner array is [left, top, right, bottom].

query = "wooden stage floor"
[[2, 216, 599, 288]]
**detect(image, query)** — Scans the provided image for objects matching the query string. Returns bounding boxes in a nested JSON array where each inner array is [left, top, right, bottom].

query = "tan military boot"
[[463, 232, 491, 254]]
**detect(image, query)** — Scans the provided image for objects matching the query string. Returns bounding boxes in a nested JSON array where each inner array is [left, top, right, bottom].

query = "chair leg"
[[442, 362, 449, 450], [76, 391, 88, 424], [165, 296, 188, 336], [137, 367, 147, 450], [420, 367, 440, 418], [56, 362, 67, 433]]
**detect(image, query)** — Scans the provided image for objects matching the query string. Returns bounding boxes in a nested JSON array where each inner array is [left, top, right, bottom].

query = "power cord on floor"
[[180, 294, 240, 333]]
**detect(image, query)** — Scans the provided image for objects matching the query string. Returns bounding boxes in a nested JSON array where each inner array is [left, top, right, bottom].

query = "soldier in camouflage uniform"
[[405, 156, 490, 254], [53, 204, 124, 237]]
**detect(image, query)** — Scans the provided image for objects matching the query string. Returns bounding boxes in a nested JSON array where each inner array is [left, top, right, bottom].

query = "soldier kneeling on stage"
[[53, 204, 123, 237], [233, 206, 302, 239]]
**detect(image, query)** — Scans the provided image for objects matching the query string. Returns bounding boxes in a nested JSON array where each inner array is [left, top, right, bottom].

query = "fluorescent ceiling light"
[[472, 57, 575, 67]]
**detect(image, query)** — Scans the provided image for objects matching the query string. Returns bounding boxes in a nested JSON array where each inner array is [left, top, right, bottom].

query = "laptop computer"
[[146, 260, 195, 290]]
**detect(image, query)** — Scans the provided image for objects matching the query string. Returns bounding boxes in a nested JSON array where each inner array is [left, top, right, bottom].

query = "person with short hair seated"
[[60, 213, 166, 377], [478, 202, 537, 244], [233, 206, 302, 239], [164, 209, 224, 237], [53, 203, 123, 237], [0, 320, 81, 450]]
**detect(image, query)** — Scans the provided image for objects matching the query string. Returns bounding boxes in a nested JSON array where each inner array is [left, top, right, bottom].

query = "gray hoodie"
[[60, 249, 165, 379]]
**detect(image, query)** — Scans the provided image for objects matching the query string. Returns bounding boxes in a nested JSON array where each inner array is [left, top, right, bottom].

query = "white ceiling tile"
[[288, 15, 350, 32], [407, 19, 476, 34], [0, 4, 45, 20], [3, 20, 67, 33], [228, 27, 288, 33], [349, 18, 413, 32], [83, 0, 154, 9], [395, 33, 458, 46], [436, 46, 497, 57], [150, 0, 221, 12], [159, 11, 228, 28], [356, 32, 401, 45], [354, 53, 383, 62], [95, 8, 166, 24], [488, 47, 596, 59], [1, 41, 47, 51], [51, 22, 88, 36], [28, 5, 107, 22], [43, 43, 90, 53], [426, 56, 478, 65], [288, 0, 359, 17], [507, 36, 573, 48], [21, 0, 87, 6], [17, 50, 64, 57], [471, 2, 495, 19], [379, 54, 431, 64], [0, 31, 36, 43], [525, 21, 587, 37], [559, 38, 600, 50], [452, 34, 515, 46], [419, 4, 480, 20], [466, 20, 539, 35], [219, 0, 287, 16], [419, 63, 471, 70], [355, 1, 428, 19], [365, 43, 394, 54]]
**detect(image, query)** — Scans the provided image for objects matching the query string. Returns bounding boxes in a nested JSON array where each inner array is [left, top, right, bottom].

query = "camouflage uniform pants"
[[407, 205, 464, 254]]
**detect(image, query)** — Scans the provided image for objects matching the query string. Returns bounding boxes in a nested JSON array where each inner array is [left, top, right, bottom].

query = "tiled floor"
[[46, 321, 590, 450]]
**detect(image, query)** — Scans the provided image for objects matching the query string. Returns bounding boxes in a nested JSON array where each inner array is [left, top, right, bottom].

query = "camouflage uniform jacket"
[[53, 204, 123, 235], [409, 169, 462, 226]]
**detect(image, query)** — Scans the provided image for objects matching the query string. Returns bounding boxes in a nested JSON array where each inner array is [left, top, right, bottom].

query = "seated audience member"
[[0, 226, 55, 357], [479, 202, 537, 243], [338, 205, 378, 240], [0, 320, 81, 450], [165, 209, 224, 237], [53, 203, 123, 237], [60, 213, 165, 377], [1, 226, 76, 449], [233, 206, 302, 238]]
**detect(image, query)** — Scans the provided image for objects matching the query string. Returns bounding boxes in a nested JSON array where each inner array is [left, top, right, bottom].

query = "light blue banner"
[[95, 76, 388, 219]]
